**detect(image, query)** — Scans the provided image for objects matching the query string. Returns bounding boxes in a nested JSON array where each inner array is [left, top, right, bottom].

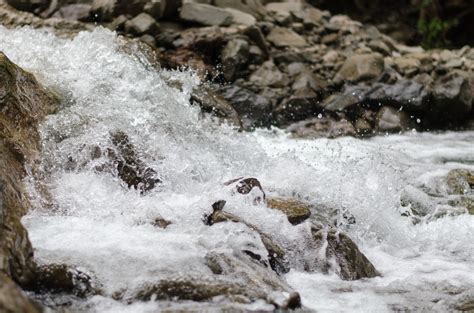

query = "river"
[[1, 26, 473, 312]]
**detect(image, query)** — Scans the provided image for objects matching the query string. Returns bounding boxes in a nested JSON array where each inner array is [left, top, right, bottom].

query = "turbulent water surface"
[[1, 27, 473, 312]]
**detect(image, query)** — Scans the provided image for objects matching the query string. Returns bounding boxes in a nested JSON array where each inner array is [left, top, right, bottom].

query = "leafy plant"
[[417, 0, 458, 48]]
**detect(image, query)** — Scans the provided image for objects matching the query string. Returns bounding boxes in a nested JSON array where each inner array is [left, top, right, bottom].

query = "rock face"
[[0, 52, 59, 285], [0, 273, 41, 313], [0, 52, 59, 308]]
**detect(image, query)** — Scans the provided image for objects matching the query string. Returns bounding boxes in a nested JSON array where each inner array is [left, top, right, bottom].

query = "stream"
[[1, 26, 473, 312]]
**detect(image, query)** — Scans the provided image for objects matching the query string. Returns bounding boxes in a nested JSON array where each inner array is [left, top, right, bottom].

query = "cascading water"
[[1, 26, 473, 312]]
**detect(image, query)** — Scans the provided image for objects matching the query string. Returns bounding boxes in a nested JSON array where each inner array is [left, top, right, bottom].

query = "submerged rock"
[[190, 84, 241, 127], [206, 200, 287, 273], [446, 169, 474, 195], [108, 131, 161, 194], [0, 273, 41, 313], [309, 227, 380, 280], [28, 264, 99, 298]]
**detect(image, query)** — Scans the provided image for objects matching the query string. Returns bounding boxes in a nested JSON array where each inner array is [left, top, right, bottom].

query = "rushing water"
[[1, 26, 473, 312]]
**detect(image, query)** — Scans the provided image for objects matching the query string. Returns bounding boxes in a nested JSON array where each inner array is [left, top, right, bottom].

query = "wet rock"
[[220, 38, 249, 82], [180, 3, 233, 26], [375, 106, 411, 132], [335, 53, 384, 83], [249, 60, 288, 88], [206, 200, 287, 273], [310, 227, 380, 280], [446, 169, 474, 195], [218, 85, 272, 128], [0, 273, 41, 313], [152, 216, 172, 228], [205, 251, 301, 309], [365, 79, 431, 112], [431, 72, 473, 120], [161, 48, 215, 78], [266, 27, 307, 48], [288, 116, 356, 139], [224, 177, 266, 203], [448, 196, 474, 215], [266, 197, 311, 225], [0, 52, 59, 286], [29, 264, 98, 298], [190, 85, 241, 127], [321, 90, 361, 112], [124, 12, 159, 36], [109, 131, 161, 194]]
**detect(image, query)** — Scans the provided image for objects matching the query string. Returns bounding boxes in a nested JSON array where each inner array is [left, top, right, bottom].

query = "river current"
[[1, 27, 473, 312]]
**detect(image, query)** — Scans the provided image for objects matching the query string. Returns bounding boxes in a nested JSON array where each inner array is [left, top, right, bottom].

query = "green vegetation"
[[417, 0, 458, 49]]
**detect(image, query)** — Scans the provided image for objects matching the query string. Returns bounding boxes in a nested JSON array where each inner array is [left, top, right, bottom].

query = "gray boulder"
[[180, 2, 233, 26]]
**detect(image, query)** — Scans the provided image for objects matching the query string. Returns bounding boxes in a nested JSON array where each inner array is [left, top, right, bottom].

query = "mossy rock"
[[0, 52, 60, 287], [266, 197, 311, 225], [448, 196, 474, 215], [446, 169, 474, 195]]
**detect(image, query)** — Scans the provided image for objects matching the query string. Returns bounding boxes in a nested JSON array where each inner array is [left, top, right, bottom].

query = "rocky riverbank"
[[2, 0, 474, 137]]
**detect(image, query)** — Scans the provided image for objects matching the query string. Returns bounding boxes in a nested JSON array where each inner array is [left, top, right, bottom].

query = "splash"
[[1, 26, 473, 312]]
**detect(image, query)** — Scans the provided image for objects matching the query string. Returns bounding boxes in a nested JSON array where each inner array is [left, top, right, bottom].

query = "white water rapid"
[[1, 26, 473, 312]]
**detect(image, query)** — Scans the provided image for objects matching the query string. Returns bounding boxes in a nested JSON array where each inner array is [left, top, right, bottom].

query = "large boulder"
[[0, 273, 41, 313], [0, 52, 59, 286], [134, 251, 301, 309]]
